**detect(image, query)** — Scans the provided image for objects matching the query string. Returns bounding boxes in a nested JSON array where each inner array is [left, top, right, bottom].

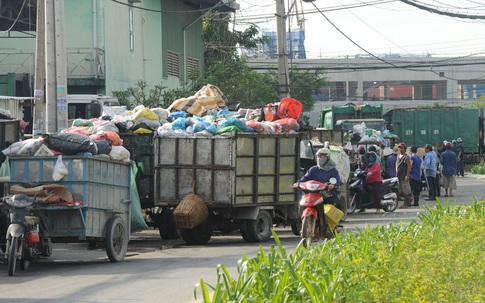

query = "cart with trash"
[[2, 156, 131, 264]]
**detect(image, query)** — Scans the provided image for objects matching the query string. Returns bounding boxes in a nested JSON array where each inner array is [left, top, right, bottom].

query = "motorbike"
[[294, 178, 343, 247], [1, 194, 50, 276], [348, 169, 399, 214]]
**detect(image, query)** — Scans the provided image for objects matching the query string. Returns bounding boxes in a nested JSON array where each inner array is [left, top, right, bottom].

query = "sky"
[[233, 0, 485, 59]]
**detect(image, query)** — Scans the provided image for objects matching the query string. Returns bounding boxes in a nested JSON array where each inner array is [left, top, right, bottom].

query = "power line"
[[399, 0, 485, 18], [0, 0, 28, 34]]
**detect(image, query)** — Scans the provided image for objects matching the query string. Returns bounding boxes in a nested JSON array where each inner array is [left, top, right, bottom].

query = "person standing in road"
[[456, 138, 465, 177], [409, 145, 423, 207], [396, 142, 413, 208], [386, 145, 398, 178], [440, 141, 458, 197], [423, 144, 437, 201]]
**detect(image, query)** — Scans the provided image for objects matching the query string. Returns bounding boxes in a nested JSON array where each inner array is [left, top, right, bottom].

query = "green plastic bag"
[[0, 157, 10, 182]]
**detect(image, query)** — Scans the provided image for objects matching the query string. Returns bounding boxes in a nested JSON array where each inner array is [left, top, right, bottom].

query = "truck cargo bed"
[[154, 133, 301, 207]]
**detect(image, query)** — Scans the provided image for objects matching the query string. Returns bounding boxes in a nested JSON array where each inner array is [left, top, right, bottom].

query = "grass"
[[471, 164, 485, 174], [195, 199, 485, 302]]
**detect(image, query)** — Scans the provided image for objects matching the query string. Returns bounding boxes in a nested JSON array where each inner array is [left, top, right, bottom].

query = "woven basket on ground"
[[173, 193, 208, 229]]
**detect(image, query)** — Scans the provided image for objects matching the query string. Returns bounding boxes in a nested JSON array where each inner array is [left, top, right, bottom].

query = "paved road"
[[0, 173, 483, 302]]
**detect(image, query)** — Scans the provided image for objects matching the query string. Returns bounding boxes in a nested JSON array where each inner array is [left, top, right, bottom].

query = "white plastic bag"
[[52, 155, 69, 181]]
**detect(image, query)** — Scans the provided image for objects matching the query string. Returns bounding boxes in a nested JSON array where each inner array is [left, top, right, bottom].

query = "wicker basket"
[[173, 193, 208, 229], [10, 184, 74, 203]]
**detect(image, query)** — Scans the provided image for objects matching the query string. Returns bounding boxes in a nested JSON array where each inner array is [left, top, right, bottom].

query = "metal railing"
[[0, 47, 105, 79]]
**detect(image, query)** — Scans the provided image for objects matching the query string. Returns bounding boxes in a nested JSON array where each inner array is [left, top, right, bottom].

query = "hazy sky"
[[234, 0, 485, 59]]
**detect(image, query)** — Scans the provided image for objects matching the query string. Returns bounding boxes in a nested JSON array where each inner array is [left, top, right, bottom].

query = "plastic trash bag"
[[52, 155, 69, 181]]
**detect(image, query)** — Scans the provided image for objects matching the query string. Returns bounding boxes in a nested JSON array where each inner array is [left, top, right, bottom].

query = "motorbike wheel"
[[290, 220, 301, 236], [300, 215, 316, 248], [382, 189, 399, 212], [20, 259, 30, 270], [7, 236, 20, 276], [347, 193, 357, 214], [105, 216, 128, 263]]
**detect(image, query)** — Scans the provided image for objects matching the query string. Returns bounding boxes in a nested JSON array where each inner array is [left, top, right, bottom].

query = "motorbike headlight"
[[306, 183, 320, 191], [6, 197, 33, 208]]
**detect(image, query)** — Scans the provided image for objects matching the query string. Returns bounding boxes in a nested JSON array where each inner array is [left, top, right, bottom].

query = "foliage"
[[203, 11, 262, 67], [466, 99, 485, 109], [289, 68, 328, 112], [471, 164, 485, 174], [195, 199, 485, 302], [203, 56, 279, 108], [112, 79, 195, 110]]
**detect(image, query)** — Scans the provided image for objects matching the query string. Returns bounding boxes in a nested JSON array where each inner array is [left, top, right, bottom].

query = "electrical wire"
[[399, 0, 485, 19], [0, 0, 28, 34], [109, 0, 233, 13]]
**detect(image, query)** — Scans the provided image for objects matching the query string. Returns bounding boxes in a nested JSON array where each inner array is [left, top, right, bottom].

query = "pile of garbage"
[[1, 84, 304, 160], [346, 121, 398, 148]]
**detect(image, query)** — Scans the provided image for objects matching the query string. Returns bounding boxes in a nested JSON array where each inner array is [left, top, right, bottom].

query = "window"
[[167, 51, 180, 78], [187, 57, 199, 76]]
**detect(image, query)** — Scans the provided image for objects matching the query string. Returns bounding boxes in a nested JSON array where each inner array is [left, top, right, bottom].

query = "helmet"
[[316, 148, 331, 158], [457, 138, 463, 143], [452, 140, 457, 144], [443, 140, 448, 146], [445, 141, 452, 148], [316, 148, 332, 169]]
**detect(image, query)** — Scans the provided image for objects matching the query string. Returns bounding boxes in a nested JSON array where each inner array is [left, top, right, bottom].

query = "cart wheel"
[[105, 217, 128, 262]]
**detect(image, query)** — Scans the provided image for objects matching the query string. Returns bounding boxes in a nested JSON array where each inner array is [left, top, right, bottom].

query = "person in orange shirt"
[[364, 151, 383, 213]]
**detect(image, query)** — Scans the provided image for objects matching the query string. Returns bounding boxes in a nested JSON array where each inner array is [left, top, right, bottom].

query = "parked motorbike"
[[293, 178, 343, 247], [348, 169, 399, 214], [1, 194, 50, 276]]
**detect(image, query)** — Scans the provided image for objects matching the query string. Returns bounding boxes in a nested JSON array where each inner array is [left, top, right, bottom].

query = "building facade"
[[0, 0, 237, 97]]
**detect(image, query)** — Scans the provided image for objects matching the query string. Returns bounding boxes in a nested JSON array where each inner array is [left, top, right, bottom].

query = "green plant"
[[471, 164, 485, 174], [196, 200, 485, 302]]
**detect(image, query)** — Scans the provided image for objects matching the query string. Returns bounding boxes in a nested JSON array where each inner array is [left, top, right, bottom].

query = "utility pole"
[[54, 0, 68, 130], [45, 0, 57, 133], [45, 0, 68, 133], [275, 0, 290, 98], [33, 0, 46, 138]]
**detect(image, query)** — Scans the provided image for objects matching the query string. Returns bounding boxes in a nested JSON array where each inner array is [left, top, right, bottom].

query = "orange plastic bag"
[[277, 97, 303, 120], [264, 104, 277, 122]]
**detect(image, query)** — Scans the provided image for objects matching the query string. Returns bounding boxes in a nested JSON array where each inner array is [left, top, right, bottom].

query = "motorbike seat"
[[381, 177, 397, 185]]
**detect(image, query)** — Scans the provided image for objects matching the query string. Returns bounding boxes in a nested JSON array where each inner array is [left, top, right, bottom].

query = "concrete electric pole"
[[33, 0, 46, 137], [275, 0, 290, 99], [44, 0, 68, 133]]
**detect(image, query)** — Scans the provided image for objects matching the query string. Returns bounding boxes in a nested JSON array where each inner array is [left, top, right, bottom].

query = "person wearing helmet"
[[293, 148, 342, 237], [294, 148, 342, 213], [438, 140, 447, 156], [296, 148, 341, 200], [456, 138, 465, 177], [440, 141, 458, 197], [363, 151, 383, 213]]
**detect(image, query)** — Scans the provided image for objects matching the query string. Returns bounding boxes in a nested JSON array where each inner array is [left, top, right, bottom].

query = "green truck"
[[320, 104, 384, 130], [384, 107, 484, 163]]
